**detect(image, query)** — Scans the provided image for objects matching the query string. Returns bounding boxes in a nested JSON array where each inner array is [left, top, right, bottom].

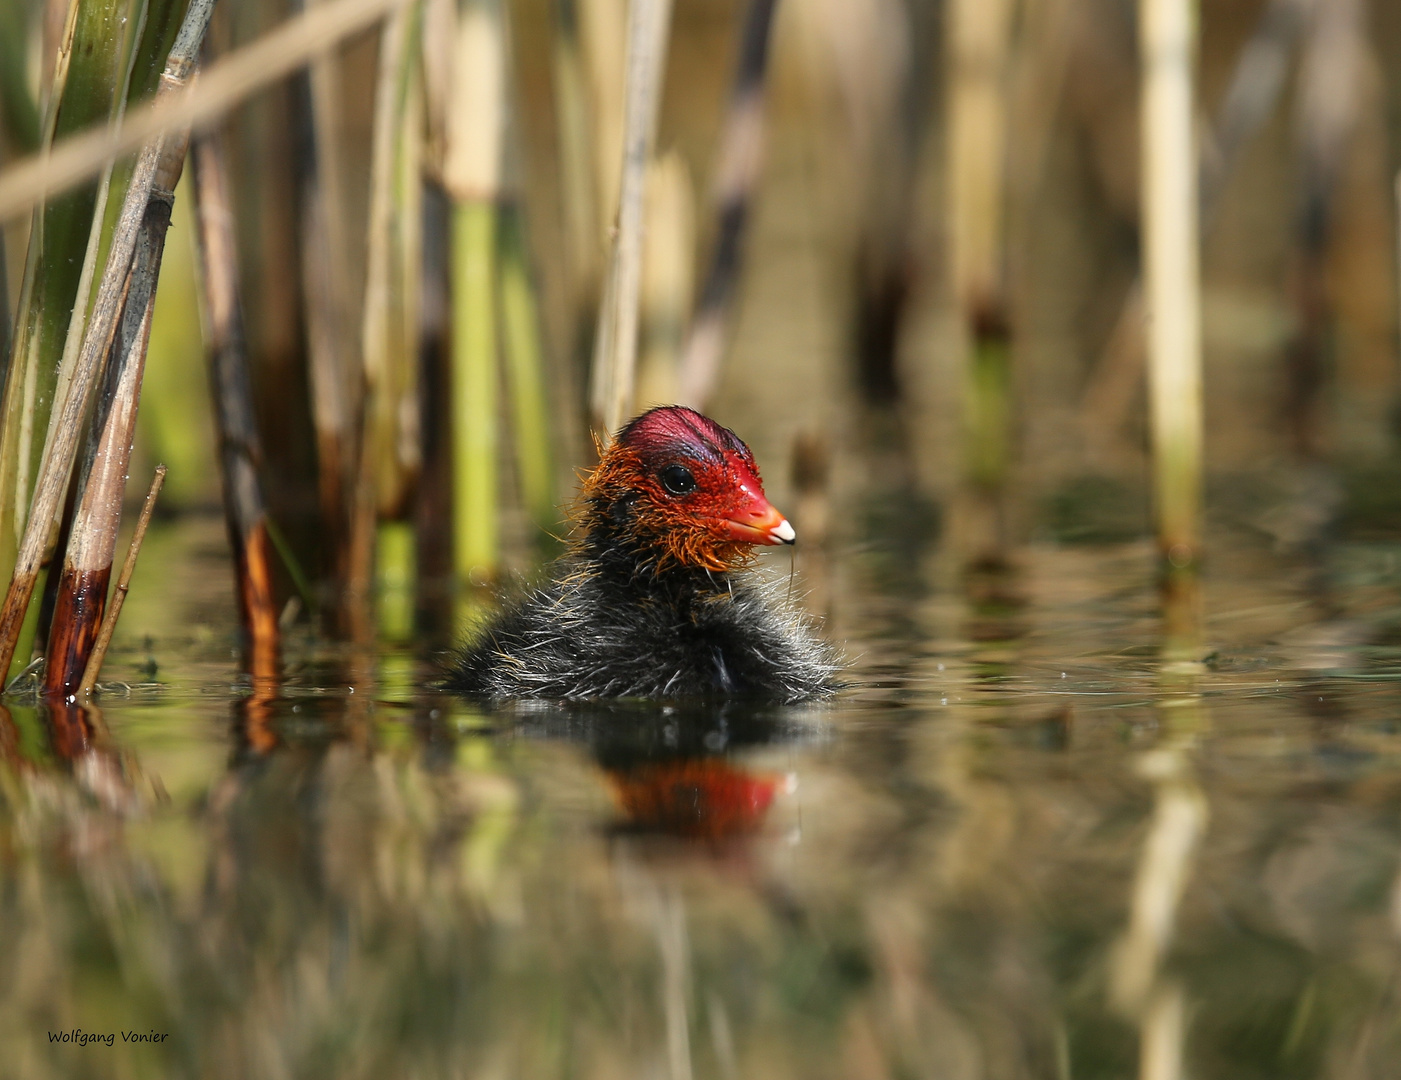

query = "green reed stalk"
[[444, 0, 504, 582], [376, 518, 414, 640], [0, 0, 189, 681], [1140, 0, 1202, 657], [0, 0, 212, 683], [361, 0, 423, 628], [0, 0, 40, 155], [44, 7, 196, 696], [0, 0, 137, 613], [452, 198, 498, 579], [588, 0, 672, 441], [499, 207, 554, 539], [363, 4, 425, 640]]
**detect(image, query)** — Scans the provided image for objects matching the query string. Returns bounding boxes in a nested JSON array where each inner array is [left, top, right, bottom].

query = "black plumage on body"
[[447, 407, 840, 703]]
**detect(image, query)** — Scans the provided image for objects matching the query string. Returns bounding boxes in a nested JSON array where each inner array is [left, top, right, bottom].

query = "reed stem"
[[45, 139, 182, 701], [1140, 0, 1203, 591], [77, 464, 165, 697], [0, 0, 140, 621], [588, 0, 672, 441], [0, 0, 213, 682], [499, 207, 554, 538], [948, 0, 1016, 564], [549, 0, 601, 319], [676, 0, 779, 410], [444, 0, 505, 582], [296, 0, 361, 622], [452, 198, 498, 579], [191, 130, 281, 679], [0, 0, 413, 223], [1395, 172, 1401, 368], [361, 1, 422, 523]]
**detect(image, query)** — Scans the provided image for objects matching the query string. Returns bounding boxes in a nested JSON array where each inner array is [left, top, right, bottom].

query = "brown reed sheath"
[[292, 0, 361, 630], [191, 131, 281, 680], [77, 465, 166, 697], [45, 182, 174, 700]]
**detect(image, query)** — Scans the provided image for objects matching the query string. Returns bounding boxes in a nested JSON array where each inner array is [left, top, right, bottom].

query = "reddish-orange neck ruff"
[[580, 442, 757, 574]]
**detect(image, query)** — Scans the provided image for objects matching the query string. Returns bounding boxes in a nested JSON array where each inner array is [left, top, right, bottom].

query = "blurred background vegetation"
[[4, 4, 1401, 1079], [3, 0, 1398, 651]]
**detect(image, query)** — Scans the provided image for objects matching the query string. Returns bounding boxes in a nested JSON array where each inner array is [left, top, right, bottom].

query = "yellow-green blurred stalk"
[[444, 0, 504, 583], [451, 199, 498, 581], [499, 208, 554, 541], [1140, 0, 1202, 660], [363, 2, 424, 637], [947, 0, 1016, 566], [549, 0, 601, 321]]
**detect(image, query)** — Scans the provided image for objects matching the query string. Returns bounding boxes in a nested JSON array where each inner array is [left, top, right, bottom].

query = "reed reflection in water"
[[0, 516, 1400, 1078]]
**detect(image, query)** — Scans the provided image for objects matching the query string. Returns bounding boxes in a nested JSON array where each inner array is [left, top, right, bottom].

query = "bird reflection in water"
[[518, 700, 809, 844]]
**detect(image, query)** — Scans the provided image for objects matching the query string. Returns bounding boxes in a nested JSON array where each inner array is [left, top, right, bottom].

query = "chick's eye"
[[659, 464, 697, 496]]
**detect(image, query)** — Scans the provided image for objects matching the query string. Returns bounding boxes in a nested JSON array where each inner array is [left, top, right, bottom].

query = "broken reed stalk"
[[0, 0, 214, 683], [76, 465, 166, 698], [191, 131, 280, 680], [676, 0, 779, 411], [44, 114, 190, 701], [948, 0, 1016, 565], [499, 207, 555, 538], [1140, 0, 1202, 656], [588, 0, 673, 441], [444, 0, 505, 582], [0, 0, 413, 223]]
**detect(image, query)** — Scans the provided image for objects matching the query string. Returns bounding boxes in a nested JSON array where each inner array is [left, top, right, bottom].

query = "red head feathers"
[[581, 406, 795, 574]]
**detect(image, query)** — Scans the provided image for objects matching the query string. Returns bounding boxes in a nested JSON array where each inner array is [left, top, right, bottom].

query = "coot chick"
[[448, 406, 839, 702]]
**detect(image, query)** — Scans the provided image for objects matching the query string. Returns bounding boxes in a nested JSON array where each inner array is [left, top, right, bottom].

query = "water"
[[4, 511, 1401, 1079]]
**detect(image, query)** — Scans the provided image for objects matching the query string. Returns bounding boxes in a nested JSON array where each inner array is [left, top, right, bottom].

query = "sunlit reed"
[[948, 0, 1015, 566], [588, 0, 672, 441], [1140, 0, 1202, 656]]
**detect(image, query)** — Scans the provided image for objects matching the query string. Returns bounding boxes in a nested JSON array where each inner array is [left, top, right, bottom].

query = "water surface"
[[4, 512, 1401, 1079]]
